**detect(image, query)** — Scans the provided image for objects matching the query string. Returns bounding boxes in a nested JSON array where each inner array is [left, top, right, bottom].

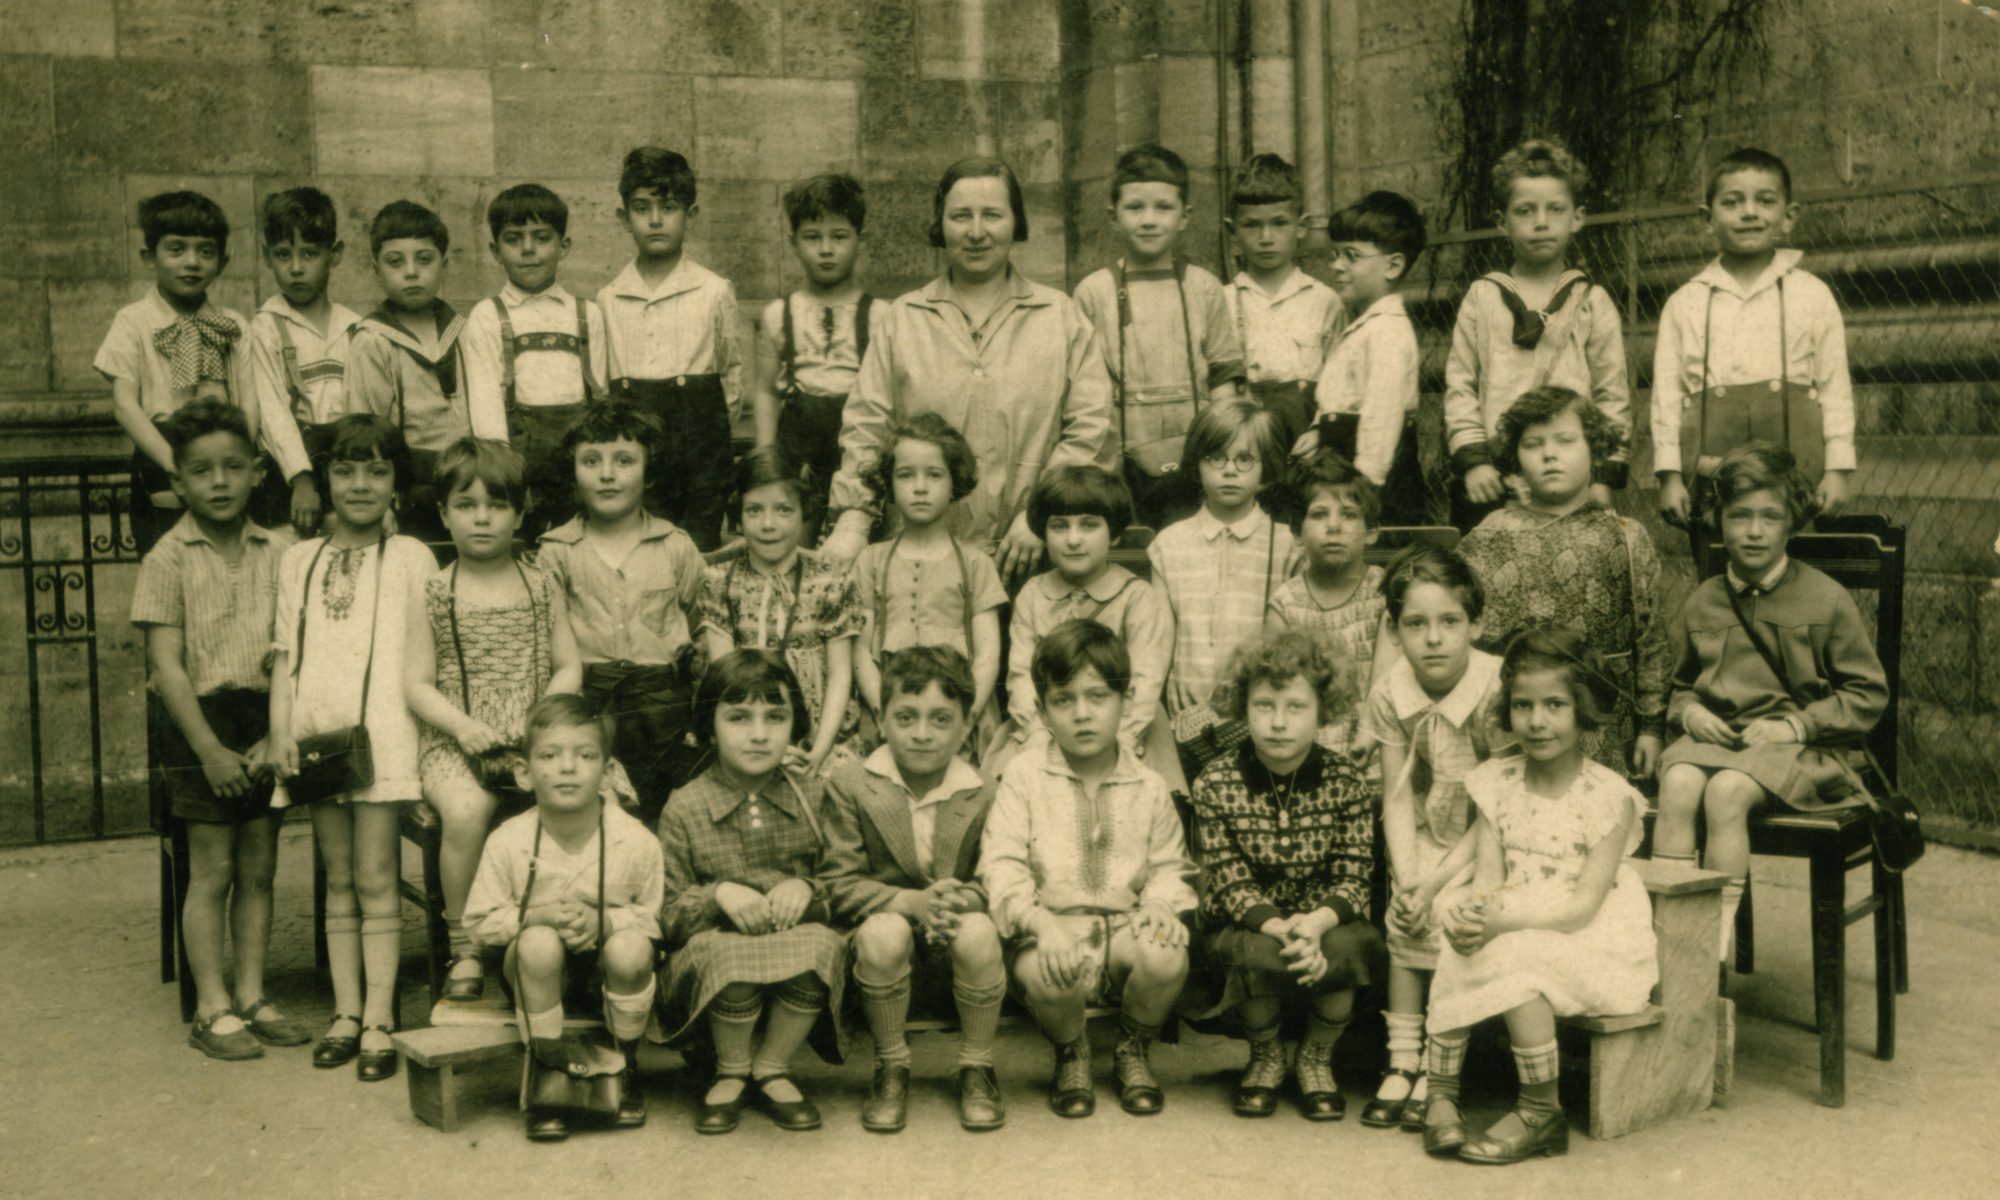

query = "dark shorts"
[[497, 943, 605, 1019], [150, 688, 277, 826], [583, 657, 704, 825], [613, 375, 731, 552], [1321, 412, 1431, 526]]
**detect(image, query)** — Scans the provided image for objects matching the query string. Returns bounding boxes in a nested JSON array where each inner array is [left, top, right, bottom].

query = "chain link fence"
[[1401, 178, 2000, 848]]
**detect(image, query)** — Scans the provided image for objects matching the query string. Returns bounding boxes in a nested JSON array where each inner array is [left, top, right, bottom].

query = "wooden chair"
[[1690, 515, 1911, 1107]]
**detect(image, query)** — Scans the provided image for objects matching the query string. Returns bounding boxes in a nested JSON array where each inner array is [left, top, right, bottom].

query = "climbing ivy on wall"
[[1442, 0, 1780, 226]]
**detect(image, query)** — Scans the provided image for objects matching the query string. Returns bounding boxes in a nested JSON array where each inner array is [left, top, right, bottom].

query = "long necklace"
[[1268, 758, 1306, 828]]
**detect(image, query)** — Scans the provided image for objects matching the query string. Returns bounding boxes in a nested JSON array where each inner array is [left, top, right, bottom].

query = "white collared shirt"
[[1230, 268, 1344, 385], [1314, 292, 1420, 485], [460, 283, 611, 416], [245, 295, 361, 481], [596, 257, 742, 410]]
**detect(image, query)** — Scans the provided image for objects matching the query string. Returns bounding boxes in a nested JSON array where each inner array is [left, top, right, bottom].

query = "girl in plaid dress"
[[700, 446, 862, 777], [657, 651, 847, 1134]]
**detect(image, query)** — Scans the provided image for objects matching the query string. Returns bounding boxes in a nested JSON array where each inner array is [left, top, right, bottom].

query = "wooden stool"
[[1557, 859, 1733, 1139], [393, 1024, 522, 1133]]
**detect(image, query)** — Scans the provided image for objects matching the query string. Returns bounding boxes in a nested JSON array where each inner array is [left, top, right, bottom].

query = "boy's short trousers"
[[612, 375, 731, 552], [582, 655, 703, 826], [150, 688, 276, 825]]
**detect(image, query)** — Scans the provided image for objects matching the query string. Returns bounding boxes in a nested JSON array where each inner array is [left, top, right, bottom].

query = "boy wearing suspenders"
[[461, 184, 612, 543], [754, 174, 887, 536]]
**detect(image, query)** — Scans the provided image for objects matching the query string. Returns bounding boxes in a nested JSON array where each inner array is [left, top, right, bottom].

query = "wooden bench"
[[1556, 859, 1733, 1139]]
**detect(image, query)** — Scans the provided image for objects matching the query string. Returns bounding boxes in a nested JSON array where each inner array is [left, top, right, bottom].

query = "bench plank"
[[1563, 1005, 1663, 1035]]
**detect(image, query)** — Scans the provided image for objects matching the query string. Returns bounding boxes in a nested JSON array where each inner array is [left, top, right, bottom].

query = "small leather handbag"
[[287, 534, 387, 805]]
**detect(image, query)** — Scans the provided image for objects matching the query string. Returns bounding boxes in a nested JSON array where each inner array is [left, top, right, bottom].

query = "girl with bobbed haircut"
[[727, 443, 824, 533], [863, 411, 980, 505], [927, 156, 1029, 247], [692, 649, 812, 750], [1708, 440, 1819, 531], [1210, 628, 1359, 728], [1496, 625, 1619, 734], [1493, 386, 1627, 480]]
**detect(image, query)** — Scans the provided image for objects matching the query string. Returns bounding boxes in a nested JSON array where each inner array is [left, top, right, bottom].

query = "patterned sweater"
[[1190, 743, 1375, 930]]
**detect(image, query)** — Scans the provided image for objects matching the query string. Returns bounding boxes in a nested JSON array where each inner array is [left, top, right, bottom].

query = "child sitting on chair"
[[462, 693, 662, 1141], [1653, 441, 1888, 963]]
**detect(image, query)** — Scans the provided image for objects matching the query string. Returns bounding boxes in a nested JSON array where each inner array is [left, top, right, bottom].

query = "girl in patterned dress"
[[1460, 386, 1669, 779], [852, 413, 1006, 754], [701, 446, 862, 777], [657, 651, 847, 1134], [268, 414, 437, 1081], [1423, 627, 1658, 1164], [403, 439, 581, 1003], [1186, 629, 1384, 1121]]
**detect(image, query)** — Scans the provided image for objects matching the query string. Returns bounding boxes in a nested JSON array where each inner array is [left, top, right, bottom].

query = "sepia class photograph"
[[1, 1, 1997, 1197]]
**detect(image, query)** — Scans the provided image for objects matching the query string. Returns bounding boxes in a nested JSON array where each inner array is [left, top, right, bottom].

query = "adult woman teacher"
[[819, 157, 1116, 582]]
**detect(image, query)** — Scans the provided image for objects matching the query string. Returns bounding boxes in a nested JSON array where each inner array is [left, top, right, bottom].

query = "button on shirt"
[[861, 744, 985, 878], [1649, 249, 1855, 476], [245, 295, 362, 482], [1230, 269, 1344, 386], [1007, 565, 1174, 744], [1314, 292, 1420, 486], [535, 513, 706, 664], [129, 514, 284, 695], [1148, 507, 1296, 711], [460, 283, 612, 415], [596, 257, 743, 410]]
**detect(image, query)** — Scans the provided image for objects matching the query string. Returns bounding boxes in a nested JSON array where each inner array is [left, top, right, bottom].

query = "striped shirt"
[[1147, 507, 1296, 712], [129, 514, 284, 695], [245, 295, 361, 482], [596, 257, 743, 411], [536, 513, 706, 666]]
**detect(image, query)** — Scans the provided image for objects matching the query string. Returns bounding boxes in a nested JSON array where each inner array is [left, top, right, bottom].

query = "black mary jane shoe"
[[1048, 1038, 1096, 1119], [355, 1025, 399, 1082], [1422, 1098, 1469, 1157], [751, 1074, 822, 1132], [614, 1067, 647, 1128], [311, 1013, 362, 1069], [1399, 1092, 1430, 1133], [526, 1109, 570, 1142], [1459, 1110, 1570, 1165], [696, 1075, 750, 1135], [1360, 1068, 1419, 1128], [440, 956, 486, 1004]]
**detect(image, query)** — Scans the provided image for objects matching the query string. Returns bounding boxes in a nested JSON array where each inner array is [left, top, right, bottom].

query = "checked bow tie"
[[152, 311, 243, 392]]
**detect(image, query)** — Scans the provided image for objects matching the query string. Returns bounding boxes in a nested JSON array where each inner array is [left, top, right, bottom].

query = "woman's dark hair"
[[139, 190, 230, 254], [868, 412, 979, 509], [1026, 464, 1133, 541], [695, 650, 811, 748], [1210, 628, 1358, 726], [260, 186, 338, 249], [1031, 619, 1131, 698], [1498, 625, 1617, 733], [318, 413, 413, 492], [929, 156, 1029, 248], [435, 437, 528, 513], [560, 400, 663, 462], [1494, 385, 1626, 478], [1710, 440, 1818, 531], [1273, 449, 1380, 533], [880, 645, 977, 717], [729, 444, 819, 530], [161, 398, 257, 466], [1380, 543, 1484, 623]]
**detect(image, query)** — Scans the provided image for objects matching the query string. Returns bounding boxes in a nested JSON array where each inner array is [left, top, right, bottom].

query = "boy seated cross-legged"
[[462, 693, 663, 1142], [822, 646, 1007, 1133], [979, 621, 1198, 1120]]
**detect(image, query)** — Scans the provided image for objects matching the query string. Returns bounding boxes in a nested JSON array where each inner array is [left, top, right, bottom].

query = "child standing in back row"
[[246, 186, 360, 539], [98, 191, 259, 555], [599, 147, 743, 551], [1443, 139, 1631, 532], [754, 174, 891, 527], [1223, 153, 1344, 451], [461, 184, 611, 543], [1297, 191, 1430, 526], [1653, 147, 1855, 545], [1074, 144, 1245, 530]]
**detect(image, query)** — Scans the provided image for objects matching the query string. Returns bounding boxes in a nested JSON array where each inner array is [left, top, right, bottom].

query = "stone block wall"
[[0, 0, 1066, 445]]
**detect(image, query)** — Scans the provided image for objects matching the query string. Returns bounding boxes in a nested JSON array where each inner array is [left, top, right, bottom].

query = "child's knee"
[[513, 926, 565, 976], [948, 914, 1003, 970], [852, 912, 915, 973], [716, 982, 761, 1007], [598, 929, 654, 980], [1128, 940, 1189, 987], [1705, 772, 1764, 824], [1658, 765, 1707, 813]]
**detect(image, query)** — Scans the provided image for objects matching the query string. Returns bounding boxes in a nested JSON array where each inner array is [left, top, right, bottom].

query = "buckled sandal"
[[696, 1074, 750, 1135], [440, 956, 486, 1003], [1459, 1109, 1570, 1164], [237, 998, 311, 1047], [355, 1024, 399, 1082], [751, 1074, 822, 1131], [1360, 1067, 1419, 1128], [311, 1013, 362, 1069], [189, 1010, 263, 1061]]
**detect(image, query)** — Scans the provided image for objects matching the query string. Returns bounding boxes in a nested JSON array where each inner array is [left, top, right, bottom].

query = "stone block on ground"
[[0, 59, 55, 186], [1, 0, 118, 56], [0, 281, 51, 394]]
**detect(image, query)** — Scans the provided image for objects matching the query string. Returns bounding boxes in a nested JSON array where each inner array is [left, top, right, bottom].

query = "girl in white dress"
[[1423, 626, 1657, 1165], [269, 414, 437, 1081]]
